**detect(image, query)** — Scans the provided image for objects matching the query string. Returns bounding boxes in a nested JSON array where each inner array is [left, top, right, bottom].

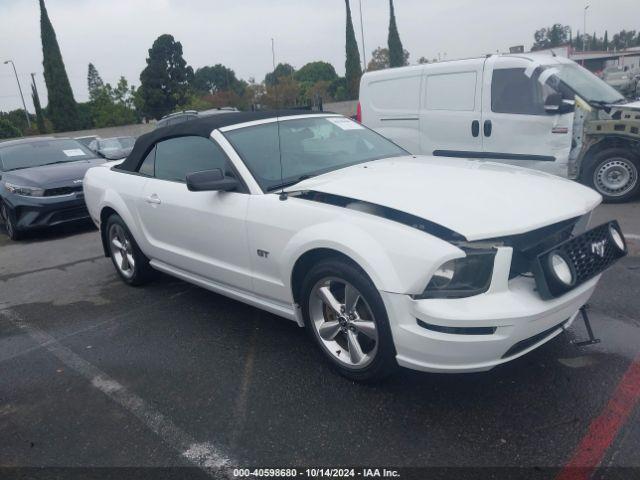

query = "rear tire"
[[300, 258, 397, 382], [105, 214, 155, 286], [581, 148, 640, 203], [1, 202, 22, 241]]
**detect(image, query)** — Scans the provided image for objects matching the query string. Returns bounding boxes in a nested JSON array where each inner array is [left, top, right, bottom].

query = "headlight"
[[414, 249, 496, 299], [4, 182, 45, 197], [609, 225, 626, 251], [548, 252, 575, 286]]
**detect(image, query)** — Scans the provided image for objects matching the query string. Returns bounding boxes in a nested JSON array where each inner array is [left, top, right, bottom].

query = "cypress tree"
[[344, 0, 362, 100], [39, 0, 79, 132], [388, 0, 405, 68], [31, 81, 46, 134], [603, 31, 609, 51]]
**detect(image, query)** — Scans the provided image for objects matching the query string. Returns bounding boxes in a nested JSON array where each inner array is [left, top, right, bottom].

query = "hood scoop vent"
[[291, 190, 467, 242]]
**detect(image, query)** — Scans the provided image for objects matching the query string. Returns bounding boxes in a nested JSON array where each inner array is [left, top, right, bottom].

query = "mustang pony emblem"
[[591, 239, 607, 258]]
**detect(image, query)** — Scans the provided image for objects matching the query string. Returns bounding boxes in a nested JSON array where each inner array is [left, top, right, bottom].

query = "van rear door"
[[359, 69, 423, 153], [419, 58, 486, 157], [480, 55, 573, 176]]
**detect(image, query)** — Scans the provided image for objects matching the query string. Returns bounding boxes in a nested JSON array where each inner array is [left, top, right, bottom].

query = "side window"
[[154, 136, 231, 183], [424, 72, 477, 111], [138, 147, 155, 176], [491, 68, 546, 115]]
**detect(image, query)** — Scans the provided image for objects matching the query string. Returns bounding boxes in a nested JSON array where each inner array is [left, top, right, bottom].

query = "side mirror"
[[544, 93, 575, 114], [186, 169, 238, 192], [544, 93, 562, 113]]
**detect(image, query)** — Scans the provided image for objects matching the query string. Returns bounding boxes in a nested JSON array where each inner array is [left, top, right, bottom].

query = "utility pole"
[[3, 59, 31, 129], [30, 73, 40, 99], [583, 4, 590, 52], [358, 0, 367, 71]]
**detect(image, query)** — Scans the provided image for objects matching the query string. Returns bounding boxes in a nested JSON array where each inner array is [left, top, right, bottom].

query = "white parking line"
[[625, 234, 640, 240], [2, 309, 233, 476]]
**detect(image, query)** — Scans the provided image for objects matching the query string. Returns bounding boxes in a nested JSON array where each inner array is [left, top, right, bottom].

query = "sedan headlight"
[[414, 249, 496, 299], [4, 182, 45, 197]]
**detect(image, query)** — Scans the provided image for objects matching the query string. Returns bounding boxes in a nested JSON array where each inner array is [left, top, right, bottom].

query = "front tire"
[[300, 258, 397, 381], [105, 214, 155, 286], [1, 202, 22, 241], [582, 148, 640, 203]]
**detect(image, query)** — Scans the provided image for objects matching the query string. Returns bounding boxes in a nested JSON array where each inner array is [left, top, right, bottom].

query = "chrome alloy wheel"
[[594, 157, 638, 197], [108, 223, 136, 279], [309, 277, 378, 369]]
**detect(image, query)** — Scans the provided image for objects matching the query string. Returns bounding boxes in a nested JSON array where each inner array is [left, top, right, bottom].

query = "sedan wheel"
[[108, 223, 136, 279], [309, 277, 379, 369], [1, 203, 20, 240]]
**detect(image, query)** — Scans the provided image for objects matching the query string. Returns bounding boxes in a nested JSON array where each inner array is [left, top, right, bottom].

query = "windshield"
[[548, 63, 625, 104], [223, 116, 407, 191], [0, 139, 95, 171], [99, 137, 135, 151]]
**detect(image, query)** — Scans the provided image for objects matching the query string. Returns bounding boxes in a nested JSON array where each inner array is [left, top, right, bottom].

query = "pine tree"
[[603, 31, 609, 51], [31, 80, 46, 133], [388, 0, 405, 68], [87, 63, 105, 101], [138, 34, 194, 120], [344, 0, 362, 100], [39, 0, 79, 132]]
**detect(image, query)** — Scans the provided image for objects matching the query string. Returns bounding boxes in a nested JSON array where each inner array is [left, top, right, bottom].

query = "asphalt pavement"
[[1, 199, 639, 479]]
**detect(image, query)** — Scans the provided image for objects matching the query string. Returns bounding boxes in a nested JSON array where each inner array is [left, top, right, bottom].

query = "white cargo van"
[[359, 54, 640, 202]]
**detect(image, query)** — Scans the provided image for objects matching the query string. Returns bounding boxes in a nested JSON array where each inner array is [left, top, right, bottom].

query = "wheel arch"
[[290, 248, 369, 307], [580, 136, 640, 177], [99, 206, 119, 257]]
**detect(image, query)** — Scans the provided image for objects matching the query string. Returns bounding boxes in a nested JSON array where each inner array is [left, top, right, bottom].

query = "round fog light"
[[550, 253, 574, 286], [609, 225, 625, 251]]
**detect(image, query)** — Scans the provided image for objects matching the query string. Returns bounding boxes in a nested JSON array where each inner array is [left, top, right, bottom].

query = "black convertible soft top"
[[118, 110, 326, 172]]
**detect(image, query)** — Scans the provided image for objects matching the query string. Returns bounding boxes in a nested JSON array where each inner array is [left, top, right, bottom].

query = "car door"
[[480, 56, 573, 176], [419, 58, 486, 158], [136, 135, 252, 291]]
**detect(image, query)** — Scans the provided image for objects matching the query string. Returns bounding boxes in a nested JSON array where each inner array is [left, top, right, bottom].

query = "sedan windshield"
[[223, 116, 407, 191], [99, 137, 135, 151], [549, 63, 625, 105], [0, 139, 96, 171]]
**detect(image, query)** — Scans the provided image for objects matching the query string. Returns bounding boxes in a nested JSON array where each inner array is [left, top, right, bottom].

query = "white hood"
[[287, 156, 602, 241]]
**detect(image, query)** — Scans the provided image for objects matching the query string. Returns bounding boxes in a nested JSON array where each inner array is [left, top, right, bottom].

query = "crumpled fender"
[[280, 218, 463, 296]]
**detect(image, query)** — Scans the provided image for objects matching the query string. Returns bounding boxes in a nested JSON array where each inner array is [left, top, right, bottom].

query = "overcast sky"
[[0, 0, 638, 112]]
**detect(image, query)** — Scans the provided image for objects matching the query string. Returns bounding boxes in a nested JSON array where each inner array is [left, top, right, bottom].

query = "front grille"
[[50, 206, 89, 223], [532, 221, 626, 299], [44, 185, 83, 197], [561, 223, 621, 282]]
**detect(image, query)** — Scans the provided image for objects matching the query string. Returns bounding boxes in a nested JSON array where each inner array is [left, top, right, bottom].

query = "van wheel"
[[1, 203, 22, 241], [582, 148, 640, 203], [105, 214, 155, 286], [300, 258, 397, 382]]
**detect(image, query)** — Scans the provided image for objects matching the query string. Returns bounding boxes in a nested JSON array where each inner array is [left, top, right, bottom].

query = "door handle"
[[146, 194, 161, 205], [471, 120, 480, 137], [483, 120, 492, 137]]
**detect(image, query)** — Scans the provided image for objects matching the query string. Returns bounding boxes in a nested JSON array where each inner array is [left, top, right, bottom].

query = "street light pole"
[[583, 4, 590, 52], [3, 60, 31, 129], [358, 0, 367, 71]]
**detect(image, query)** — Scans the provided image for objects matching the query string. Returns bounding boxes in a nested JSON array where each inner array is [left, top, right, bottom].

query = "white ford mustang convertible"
[[83, 111, 627, 380]]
